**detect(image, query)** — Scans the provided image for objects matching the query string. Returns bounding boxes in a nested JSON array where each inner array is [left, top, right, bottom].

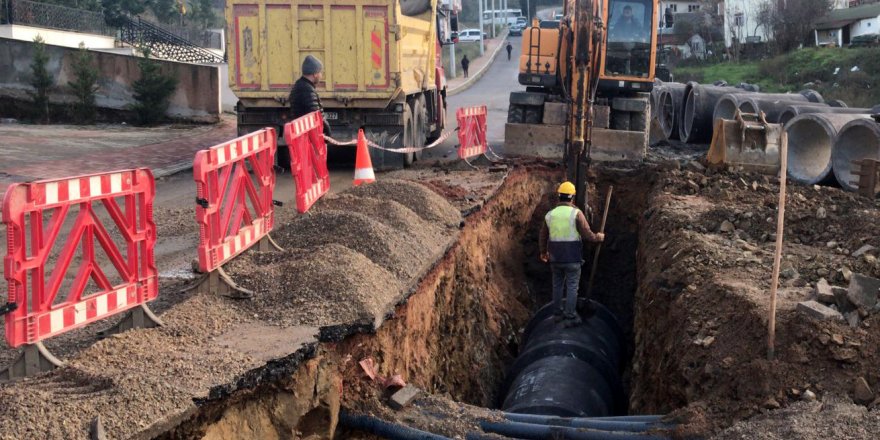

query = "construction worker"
[[539, 182, 605, 325], [289, 55, 331, 136]]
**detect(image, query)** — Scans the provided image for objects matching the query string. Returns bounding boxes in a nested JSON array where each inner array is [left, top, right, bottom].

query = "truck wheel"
[[412, 96, 427, 161], [508, 104, 525, 123], [403, 105, 415, 167], [428, 93, 446, 142]]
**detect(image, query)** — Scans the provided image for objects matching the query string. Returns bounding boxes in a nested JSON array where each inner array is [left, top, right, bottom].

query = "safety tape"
[[323, 129, 457, 154]]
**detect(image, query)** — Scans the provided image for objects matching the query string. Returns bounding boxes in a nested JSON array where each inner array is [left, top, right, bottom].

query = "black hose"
[[501, 413, 670, 432], [480, 420, 671, 440], [503, 413, 663, 423], [338, 409, 451, 440]]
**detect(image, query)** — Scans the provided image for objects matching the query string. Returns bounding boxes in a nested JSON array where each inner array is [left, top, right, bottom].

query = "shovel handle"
[[585, 186, 613, 299]]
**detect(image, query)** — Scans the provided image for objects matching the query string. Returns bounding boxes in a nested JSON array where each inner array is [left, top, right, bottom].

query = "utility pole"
[[491, 0, 496, 38], [449, 43, 456, 77], [478, 0, 485, 55]]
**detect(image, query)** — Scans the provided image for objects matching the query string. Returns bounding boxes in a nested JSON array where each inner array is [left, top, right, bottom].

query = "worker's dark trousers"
[[550, 262, 582, 315]]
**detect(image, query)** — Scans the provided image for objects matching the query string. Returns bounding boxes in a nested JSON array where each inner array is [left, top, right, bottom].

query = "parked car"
[[516, 17, 528, 26], [849, 33, 880, 48], [458, 29, 488, 42], [509, 23, 525, 36]]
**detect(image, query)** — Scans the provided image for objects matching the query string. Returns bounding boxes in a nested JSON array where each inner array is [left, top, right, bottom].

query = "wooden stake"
[[586, 186, 613, 298], [767, 132, 788, 361]]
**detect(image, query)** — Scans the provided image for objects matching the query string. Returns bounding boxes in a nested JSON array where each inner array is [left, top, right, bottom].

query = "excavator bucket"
[[707, 111, 782, 174]]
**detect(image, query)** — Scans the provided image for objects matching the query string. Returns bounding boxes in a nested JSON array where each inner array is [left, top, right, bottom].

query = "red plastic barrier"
[[3, 169, 158, 348], [456, 105, 488, 159], [284, 111, 330, 213], [193, 128, 277, 273]]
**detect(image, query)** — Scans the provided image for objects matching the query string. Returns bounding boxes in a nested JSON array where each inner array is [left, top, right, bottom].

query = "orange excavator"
[[505, 0, 659, 207]]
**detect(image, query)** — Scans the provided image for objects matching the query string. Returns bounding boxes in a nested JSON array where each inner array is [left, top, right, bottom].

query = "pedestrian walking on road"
[[461, 54, 470, 78], [539, 182, 605, 326], [289, 55, 331, 136], [506, 42, 513, 60]]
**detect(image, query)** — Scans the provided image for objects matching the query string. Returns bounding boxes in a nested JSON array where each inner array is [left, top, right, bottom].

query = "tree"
[[102, 0, 149, 27], [28, 36, 53, 124], [757, 0, 833, 53], [189, 0, 217, 29], [151, 0, 179, 24], [68, 43, 99, 124], [132, 49, 178, 125]]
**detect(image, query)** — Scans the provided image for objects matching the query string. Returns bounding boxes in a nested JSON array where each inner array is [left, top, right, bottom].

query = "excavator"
[[505, 0, 658, 208]]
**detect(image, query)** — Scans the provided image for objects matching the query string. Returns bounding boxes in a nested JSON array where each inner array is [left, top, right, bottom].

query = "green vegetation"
[[28, 36, 54, 124], [68, 43, 100, 124], [673, 47, 880, 108], [132, 49, 178, 125], [441, 42, 484, 79]]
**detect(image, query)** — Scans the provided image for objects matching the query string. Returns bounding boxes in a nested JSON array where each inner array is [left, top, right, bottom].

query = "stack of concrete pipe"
[[655, 82, 687, 140]]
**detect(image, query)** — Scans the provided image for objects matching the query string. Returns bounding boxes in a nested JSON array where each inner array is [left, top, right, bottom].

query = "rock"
[[845, 311, 861, 328], [815, 278, 835, 304], [90, 416, 106, 440], [763, 397, 781, 410], [818, 333, 831, 345], [841, 267, 853, 282], [865, 255, 877, 265], [847, 273, 880, 311], [660, 159, 681, 171], [797, 300, 844, 321], [853, 245, 876, 257], [389, 385, 422, 410], [817, 268, 830, 277], [685, 160, 706, 173], [854, 377, 874, 405], [802, 390, 817, 402], [831, 333, 845, 345], [827, 241, 839, 248], [719, 220, 735, 233], [816, 206, 827, 219], [781, 266, 799, 280]]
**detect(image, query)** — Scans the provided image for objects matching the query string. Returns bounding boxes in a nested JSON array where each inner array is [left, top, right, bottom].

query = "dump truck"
[[226, 0, 459, 169]]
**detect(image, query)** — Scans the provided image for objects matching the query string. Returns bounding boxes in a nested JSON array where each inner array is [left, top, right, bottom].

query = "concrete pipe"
[[679, 83, 751, 144], [785, 113, 870, 185], [713, 94, 750, 123], [832, 118, 880, 193], [737, 95, 819, 123], [657, 83, 686, 140], [779, 105, 874, 127], [502, 301, 626, 417]]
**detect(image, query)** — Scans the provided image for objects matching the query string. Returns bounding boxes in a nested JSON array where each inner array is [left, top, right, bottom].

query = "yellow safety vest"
[[545, 205, 583, 263]]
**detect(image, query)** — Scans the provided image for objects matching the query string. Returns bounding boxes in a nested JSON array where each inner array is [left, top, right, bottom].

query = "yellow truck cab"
[[226, 0, 460, 168]]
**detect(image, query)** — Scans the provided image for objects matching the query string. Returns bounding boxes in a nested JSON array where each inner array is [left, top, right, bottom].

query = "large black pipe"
[[679, 83, 752, 143], [657, 83, 686, 140], [502, 301, 626, 417]]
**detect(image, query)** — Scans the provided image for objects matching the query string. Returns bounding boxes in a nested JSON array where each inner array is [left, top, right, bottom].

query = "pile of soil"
[[228, 245, 402, 327], [716, 396, 880, 439], [632, 164, 880, 437], [347, 178, 462, 226]]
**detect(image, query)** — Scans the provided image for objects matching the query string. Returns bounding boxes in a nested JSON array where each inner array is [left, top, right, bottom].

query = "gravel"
[[348, 179, 462, 227]]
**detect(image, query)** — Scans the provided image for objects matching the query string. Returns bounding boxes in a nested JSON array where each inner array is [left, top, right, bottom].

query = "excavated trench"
[[157, 164, 688, 439]]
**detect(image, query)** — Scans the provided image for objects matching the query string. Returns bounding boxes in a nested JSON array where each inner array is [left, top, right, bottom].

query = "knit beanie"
[[302, 55, 323, 75]]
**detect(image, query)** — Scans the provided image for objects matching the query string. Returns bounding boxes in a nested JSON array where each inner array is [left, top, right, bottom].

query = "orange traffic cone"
[[353, 129, 375, 186]]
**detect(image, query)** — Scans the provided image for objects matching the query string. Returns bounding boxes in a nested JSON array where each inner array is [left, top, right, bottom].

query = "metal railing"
[[152, 21, 224, 50], [1, 0, 112, 36], [119, 16, 224, 64]]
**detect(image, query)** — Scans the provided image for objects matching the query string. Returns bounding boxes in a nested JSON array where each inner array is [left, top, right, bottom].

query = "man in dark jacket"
[[461, 54, 470, 78], [289, 55, 331, 136], [506, 42, 513, 60]]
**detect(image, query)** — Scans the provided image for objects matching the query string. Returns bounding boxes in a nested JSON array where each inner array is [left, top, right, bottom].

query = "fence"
[[1, 0, 112, 36], [2, 169, 160, 379], [456, 105, 489, 159], [284, 111, 330, 214]]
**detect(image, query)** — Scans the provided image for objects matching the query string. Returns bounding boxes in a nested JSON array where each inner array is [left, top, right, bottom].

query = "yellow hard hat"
[[557, 181, 576, 195]]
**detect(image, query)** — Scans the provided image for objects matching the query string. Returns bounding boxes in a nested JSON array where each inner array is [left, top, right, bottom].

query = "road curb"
[[448, 30, 509, 97]]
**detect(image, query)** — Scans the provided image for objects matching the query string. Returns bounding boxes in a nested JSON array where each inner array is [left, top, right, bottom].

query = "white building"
[[658, 1, 704, 28], [814, 3, 880, 46], [723, 0, 772, 47]]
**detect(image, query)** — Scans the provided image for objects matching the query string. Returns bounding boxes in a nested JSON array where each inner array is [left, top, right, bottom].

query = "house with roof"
[[723, 0, 772, 48], [814, 3, 880, 46]]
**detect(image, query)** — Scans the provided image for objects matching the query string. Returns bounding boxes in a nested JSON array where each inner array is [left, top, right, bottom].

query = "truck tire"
[[427, 93, 446, 142], [403, 105, 415, 167], [508, 104, 525, 123], [412, 96, 427, 161], [524, 106, 542, 124]]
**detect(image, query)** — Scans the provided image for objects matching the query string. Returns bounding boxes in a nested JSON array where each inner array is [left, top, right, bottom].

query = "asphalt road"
[[425, 35, 523, 160]]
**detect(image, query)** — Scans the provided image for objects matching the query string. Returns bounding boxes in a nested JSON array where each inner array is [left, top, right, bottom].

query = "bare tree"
[[757, 0, 833, 53]]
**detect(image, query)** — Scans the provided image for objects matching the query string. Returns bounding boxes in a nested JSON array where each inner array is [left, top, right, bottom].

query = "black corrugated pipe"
[[501, 413, 671, 432], [501, 301, 626, 417], [479, 420, 671, 440], [338, 409, 451, 440]]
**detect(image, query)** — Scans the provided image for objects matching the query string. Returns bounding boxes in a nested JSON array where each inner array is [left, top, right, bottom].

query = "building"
[[814, 3, 880, 46], [723, 0, 772, 47], [658, 1, 704, 28]]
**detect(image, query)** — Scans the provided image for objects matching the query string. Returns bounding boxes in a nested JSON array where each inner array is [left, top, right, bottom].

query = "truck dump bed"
[[227, 0, 438, 107]]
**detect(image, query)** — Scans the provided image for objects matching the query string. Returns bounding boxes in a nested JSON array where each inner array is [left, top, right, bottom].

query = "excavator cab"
[[600, 0, 657, 93]]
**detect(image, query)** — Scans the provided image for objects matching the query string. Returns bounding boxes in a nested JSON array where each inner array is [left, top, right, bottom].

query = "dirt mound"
[[317, 194, 440, 246], [228, 245, 402, 327], [348, 179, 461, 227], [270, 209, 442, 279]]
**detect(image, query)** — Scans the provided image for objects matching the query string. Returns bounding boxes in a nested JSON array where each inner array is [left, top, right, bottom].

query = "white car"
[[457, 29, 487, 42]]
